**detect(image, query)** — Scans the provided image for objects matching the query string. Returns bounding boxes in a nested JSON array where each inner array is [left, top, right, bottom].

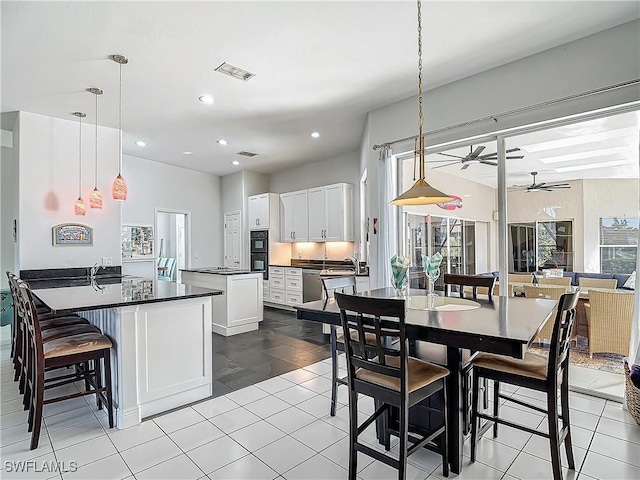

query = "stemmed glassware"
[[390, 255, 410, 296], [423, 253, 443, 308]]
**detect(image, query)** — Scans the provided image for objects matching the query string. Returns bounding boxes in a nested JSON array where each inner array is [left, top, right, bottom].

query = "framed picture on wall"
[[122, 225, 154, 259], [52, 223, 93, 246]]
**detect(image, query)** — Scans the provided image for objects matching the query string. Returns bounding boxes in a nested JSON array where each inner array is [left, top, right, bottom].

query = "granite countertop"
[[31, 277, 223, 314], [181, 268, 257, 276], [269, 261, 369, 276]]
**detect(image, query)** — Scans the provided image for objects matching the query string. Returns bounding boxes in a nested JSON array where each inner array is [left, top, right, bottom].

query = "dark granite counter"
[[181, 268, 258, 276], [31, 277, 223, 314]]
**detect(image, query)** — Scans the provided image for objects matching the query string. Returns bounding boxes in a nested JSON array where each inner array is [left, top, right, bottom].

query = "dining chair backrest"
[[538, 276, 572, 286], [16, 281, 44, 365], [443, 274, 495, 301], [586, 288, 633, 356], [547, 291, 579, 379], [523, 285, 568, 343], [334, 292, 408, 393], [578, 277, 617, 289], [321, 275, 357, 298], [508, 273, 534, 284]]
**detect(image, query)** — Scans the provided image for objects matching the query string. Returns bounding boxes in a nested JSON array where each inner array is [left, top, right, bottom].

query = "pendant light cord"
[[118, 62, 122, 175], [416, 0, 425, 179], [79, 115, 83, 197], [95, 90, 99, 188]]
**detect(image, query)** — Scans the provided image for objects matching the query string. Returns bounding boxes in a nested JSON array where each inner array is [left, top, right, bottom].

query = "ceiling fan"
[[509, 172, 571, 193], [430, 145, 524, 170]]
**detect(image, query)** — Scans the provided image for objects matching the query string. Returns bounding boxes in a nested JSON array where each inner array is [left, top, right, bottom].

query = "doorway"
[[155, 209, 190, 283]]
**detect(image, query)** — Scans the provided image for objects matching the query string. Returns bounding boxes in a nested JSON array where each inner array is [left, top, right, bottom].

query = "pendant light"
[[391, 0, 452, 206], [73, 112, 87, 216], [88, 87, 104, 209], [111, 54, 129, 201]]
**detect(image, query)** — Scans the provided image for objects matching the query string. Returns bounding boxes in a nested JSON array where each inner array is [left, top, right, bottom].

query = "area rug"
[[529, 336, 624, 375]]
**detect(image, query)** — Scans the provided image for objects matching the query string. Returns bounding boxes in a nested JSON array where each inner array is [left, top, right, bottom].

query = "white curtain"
[[630, 141, 640, 366], [374, 146, 398, 288]]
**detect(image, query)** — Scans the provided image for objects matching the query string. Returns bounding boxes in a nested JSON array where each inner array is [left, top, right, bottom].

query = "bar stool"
[[470, 291, 579, 480], [16, 281, 114, 449]]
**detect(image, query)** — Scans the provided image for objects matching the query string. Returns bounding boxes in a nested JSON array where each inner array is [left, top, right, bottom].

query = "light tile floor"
[[1, 344, 639, 480]]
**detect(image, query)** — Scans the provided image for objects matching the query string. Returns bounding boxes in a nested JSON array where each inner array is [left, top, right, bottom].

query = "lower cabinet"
[[267, 266, 302, 307]]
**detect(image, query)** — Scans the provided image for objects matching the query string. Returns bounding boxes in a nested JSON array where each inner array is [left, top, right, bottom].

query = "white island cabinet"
[[181, 269, 264, 336]]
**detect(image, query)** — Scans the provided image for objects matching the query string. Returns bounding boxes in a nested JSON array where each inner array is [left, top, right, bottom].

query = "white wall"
[[122, 154, 223, 269], [364, 20, 640, 288], [1, 119, 19, 287], [17, 112, 122, 270]]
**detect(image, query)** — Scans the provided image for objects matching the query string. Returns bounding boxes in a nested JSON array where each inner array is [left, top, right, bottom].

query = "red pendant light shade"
[[112, 174, 128, 201], [111, 54, 129, 201], [73, 111, 87, 216], [88, 87, 104, 209], [74, 197, 87, 216]]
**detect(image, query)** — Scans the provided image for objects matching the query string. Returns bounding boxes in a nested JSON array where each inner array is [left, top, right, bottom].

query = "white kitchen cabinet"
[[248, 193, 277, 231], [280, 190, 308, 242], [307, 183, 353, 242]]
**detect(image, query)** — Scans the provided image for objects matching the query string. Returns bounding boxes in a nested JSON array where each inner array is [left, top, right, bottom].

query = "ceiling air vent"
[[236, 151, 258, 157], [215, 62, 255, 82]]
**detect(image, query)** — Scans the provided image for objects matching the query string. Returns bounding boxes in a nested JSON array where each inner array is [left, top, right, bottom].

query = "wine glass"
[[391, 272, 409, 297], [426, 267, 440, 298]]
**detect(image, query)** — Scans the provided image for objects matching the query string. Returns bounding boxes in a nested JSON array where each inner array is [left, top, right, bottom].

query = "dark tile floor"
[[211, 307, 331, 396]]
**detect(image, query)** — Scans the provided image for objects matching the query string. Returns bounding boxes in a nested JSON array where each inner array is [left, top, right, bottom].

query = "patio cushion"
[[575, 273, 614, 287], [622, 271, 635, 290]]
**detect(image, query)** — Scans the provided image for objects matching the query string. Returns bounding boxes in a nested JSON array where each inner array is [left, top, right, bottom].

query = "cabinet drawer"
[[286, 292, 303, 306], [263, 289, 270, 301], [270, 289, 286, 303], [285, 268, 302, 277], [269, 266, 285, 275], [285, 277, 302, 291], [270, 274, 285, 288]]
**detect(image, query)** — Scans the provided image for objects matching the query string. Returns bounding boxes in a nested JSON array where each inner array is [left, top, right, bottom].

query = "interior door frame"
[[224, 210, 242, 269], [154, 208, 192, 279]]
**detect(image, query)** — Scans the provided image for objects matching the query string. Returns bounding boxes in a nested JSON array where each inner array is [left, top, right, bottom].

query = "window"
[[537, 221, 573, 272], [600, 217, 639, 274]]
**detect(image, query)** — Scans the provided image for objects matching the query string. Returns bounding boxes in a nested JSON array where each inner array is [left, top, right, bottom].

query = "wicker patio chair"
[[523, 285, 568, 344], [578, 277, 617, 290], [584, 288, 633, 357], [539, 277, 572, 287]]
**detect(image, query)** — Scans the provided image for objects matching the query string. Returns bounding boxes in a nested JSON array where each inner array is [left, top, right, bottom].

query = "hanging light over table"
[[391, 0, 452, 206], [73, 112, 87, 216], [88, 87, 104, 209], [111, 54, 129, 201]]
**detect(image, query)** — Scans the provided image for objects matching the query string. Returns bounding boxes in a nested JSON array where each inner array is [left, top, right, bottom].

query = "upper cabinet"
[[248, 193, 281, 232], [280, 190, 309, 242], [308, 183, 354, 242]]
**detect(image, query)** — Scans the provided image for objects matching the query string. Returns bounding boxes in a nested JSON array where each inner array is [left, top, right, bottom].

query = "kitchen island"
[[31, 275, 222, 429], [181, 268, 263, 336]]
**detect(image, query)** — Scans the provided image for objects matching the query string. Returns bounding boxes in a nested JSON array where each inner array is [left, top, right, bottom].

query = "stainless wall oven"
[[250, 230, 268, 279]]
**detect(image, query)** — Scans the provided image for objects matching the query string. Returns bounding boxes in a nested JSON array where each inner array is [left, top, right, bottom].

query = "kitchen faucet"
[[90, 263, 104, 278]]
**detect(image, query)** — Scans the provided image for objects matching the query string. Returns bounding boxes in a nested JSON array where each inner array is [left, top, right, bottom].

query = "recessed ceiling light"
[[217, 139, 229, 146], [199, 95, 214, 105], [554, 159, 630, 173], [232, 160, 240, 166], [182, 151, 193, 155], [311, 132, 320, 138], [135, 141, 146, 147]]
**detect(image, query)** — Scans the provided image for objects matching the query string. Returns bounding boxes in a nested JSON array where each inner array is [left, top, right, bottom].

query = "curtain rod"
[[372, 79, 640, 150]]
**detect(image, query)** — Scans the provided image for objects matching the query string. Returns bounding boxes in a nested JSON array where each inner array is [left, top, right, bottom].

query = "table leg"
[[446, 346, 463, 474]]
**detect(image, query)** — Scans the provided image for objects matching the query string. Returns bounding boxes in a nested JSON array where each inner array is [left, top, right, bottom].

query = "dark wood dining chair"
[[443, 273, 496, 302], [470, 291, 580, 480], [335, 292, 449, 480], [321, 275, 359, 416], [16, 281, 114, 450]]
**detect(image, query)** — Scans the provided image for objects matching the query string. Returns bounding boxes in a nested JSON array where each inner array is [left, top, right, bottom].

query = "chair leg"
[[441, 380, 449, 477], [547, 386, 563, 480], [103, 349, 114, 429], [83, 361, 90, 392], [30, 360, 45, 450], [492, 380, 500, 438], [470, 369, 481, 463], [482, 378, 489, 410], [94, 357, 103, 410], [347, 389, 358, 480], [398, 397, 408, 480], [383, 403, 391, 451], [560, 369, 575, 470], [330, 326, 338, 417]]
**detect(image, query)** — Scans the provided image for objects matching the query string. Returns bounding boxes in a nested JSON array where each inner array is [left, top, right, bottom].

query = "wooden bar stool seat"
[[41, 324, 101, 343], [43, 332, 112, 359], [358, 355, 449, 392], [472, 351, 548, 381], [39, 316, 89, 329]]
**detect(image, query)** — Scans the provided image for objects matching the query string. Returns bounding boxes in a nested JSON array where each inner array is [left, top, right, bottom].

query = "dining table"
[[295, 287, 557, 475]]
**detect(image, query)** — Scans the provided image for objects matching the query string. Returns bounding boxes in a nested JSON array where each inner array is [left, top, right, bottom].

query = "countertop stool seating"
[[443, 273, 496, 433], [6, 272, 88, 390], [321, 275, 367, 417], [538, 276, 572, 287], [523, 285, 570, 344], [584, 288, 634, 357], [16, 281, 114, 450], [334, 292, 450, 480], [470, 291, 580, 480]]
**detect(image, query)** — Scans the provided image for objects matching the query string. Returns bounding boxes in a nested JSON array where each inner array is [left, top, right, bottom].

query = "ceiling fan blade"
[[478, 160, 497, 167], [506, 148, 521, 153], [469, 146, 486, 159], [506, 155, 524, 159], [545, 183, 571, 187], [431, 162, 459, 169], [437, 152, 465, 159], [548, 185, 571, 189], [461, 163, 471, 170], [429, 158, 464, 163]]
